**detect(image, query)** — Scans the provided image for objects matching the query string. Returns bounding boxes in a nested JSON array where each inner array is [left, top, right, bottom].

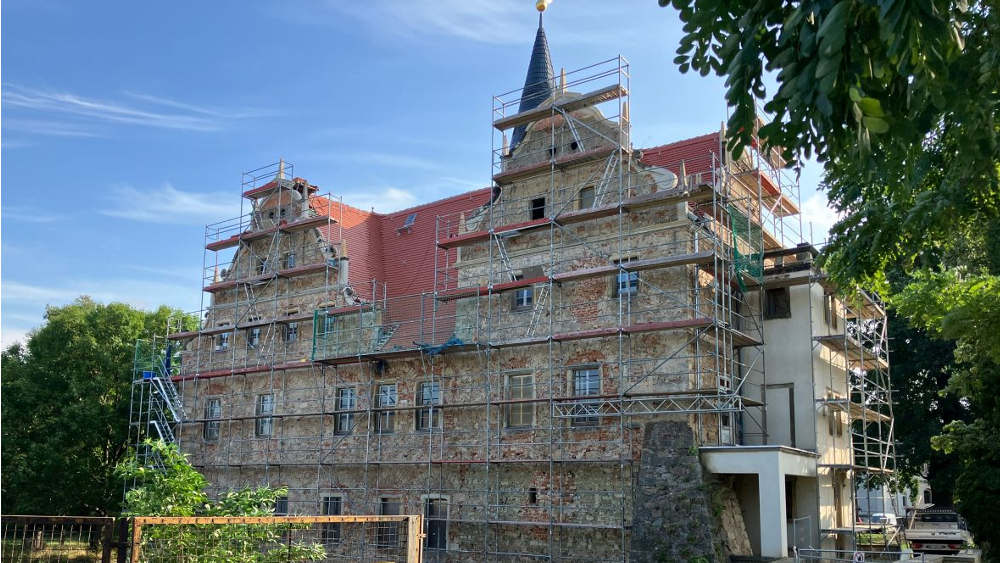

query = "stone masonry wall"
[[631, 420, 749, 563]]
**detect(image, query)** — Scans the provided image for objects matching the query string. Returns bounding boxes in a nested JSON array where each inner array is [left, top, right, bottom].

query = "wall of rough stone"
[[630, 420, 750, 563]]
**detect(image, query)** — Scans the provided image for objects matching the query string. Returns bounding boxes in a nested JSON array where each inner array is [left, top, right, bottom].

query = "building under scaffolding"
[[129, 16, 897, 563]]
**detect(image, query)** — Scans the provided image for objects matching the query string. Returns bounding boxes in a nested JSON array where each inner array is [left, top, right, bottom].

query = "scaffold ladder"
[[593, 151, 621, 207], [526, 284, 549, 337], [492, 232, 517, 282]]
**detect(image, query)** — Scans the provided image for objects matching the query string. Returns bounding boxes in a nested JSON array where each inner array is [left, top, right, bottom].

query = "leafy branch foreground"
[[118, 440, 325, 563]]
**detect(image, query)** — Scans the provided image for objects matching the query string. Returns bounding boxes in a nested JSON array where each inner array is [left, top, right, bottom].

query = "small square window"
[[256, 257, 268, 276], [284, 252, 296, 269], [274, 496, 289, 515], [512, 283, 534, 310], [765, 287, 791, 319], [530, 197, 546, 220], [215, 332, 230, 351], [285, 322, 298, 342], [613, 260, 639, 297]]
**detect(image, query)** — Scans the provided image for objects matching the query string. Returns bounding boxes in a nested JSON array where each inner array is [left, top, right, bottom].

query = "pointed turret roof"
[[510, 13, 554, 152]]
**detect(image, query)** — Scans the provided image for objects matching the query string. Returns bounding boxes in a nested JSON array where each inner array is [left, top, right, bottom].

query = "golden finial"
[[536, 0, 552, 12]]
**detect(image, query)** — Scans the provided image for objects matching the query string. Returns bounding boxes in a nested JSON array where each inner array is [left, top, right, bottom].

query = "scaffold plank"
[[493, 145, 619, 184], [551, 251, 717, 283], [493, 84, 628, 131]]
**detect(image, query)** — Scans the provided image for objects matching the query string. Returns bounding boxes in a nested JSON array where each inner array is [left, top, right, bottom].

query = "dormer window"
[[398, 212, 417, 233]]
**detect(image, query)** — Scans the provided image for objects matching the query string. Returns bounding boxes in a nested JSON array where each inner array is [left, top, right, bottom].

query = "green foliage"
[[118, 440, 326, 563], [1, 297, 196, 516], [660, 0, 999, 286]]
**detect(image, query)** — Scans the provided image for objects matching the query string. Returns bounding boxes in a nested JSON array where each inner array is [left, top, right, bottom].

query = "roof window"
[[398, 212, 417, 233]]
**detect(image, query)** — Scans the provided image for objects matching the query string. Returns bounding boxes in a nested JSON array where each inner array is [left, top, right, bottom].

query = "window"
[[274, 496, 289, 516], [824, 295, 839, 329], [512, 283, 534, 310], [256, 394, 275, 437], [248, 327, 261, 348], [284, 252, 297, 269], [215, 332, 230, 351], [506, 374, 535, 428], [765, 287, 792, 319], [322, 314, 337, 336], [613, 260, 639, 297], [416, 382, 441, 431], [375, 384, 397, 433], [578, 185, 596, 209], [528, 487, 538, 505], [203, 398, 222, 441], [335, 387, 357, 434], [530, 197, 546, 220], [572, 368, 601, 426], [425, 498, 448, 550], [285, 322, 298, 342], [321, 496, 342, 545], [378, 498, 401, 547], [256, 257, 268, 276]]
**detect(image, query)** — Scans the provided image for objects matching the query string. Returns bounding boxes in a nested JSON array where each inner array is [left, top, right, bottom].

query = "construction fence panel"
[[795, 548, 925, 563], [1, 516, 124, 563], [130, 516, 423, 563]]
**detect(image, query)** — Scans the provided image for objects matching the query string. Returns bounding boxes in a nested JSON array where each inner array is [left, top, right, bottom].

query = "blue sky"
[[0, 0, 837, 347]]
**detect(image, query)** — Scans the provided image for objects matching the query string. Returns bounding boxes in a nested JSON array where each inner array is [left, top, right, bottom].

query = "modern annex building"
[[131, 12, 897, 563]]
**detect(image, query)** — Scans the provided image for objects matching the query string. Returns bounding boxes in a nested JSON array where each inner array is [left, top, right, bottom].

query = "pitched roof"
[[309, 188, 492, 300], [510, 15, 555, 152], [639, 132, 721, 176]]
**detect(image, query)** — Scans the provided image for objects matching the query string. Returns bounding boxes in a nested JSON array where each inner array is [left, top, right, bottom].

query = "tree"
[[658, 0, 1000, 557], [117, 440, 326, 563], [1, 297, 195, 516], [659, 0, 999, 284]]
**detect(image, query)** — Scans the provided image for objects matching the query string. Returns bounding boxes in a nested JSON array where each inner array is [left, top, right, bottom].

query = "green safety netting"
[[728, 204, 763, 293]]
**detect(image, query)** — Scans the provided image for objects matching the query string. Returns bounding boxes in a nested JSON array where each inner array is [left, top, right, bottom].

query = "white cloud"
[[1, 86, 268, 134], [1, 326, 30, 349], [296, 0, 532, 45], [101, 183, 238, 225], [0, 206, 68, 223], [340, 187, 419, 213], [800, 192, 840, 245]]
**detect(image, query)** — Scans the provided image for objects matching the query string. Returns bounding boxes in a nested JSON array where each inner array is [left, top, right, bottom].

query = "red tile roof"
[[639, 132, 721, 177], [308, 188, 493, 300]]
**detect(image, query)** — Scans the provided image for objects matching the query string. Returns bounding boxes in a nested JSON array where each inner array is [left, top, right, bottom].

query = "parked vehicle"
[[904, 508, 970, 554]]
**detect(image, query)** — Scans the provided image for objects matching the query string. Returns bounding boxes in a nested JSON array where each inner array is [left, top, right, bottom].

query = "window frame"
[[571, 367, 602, 427], [216, 332, 230, 351], [203, 397, 222, 441], [416, 381, 442, 431], [375, 383, 397, 434], [284, 252, 296, 270], [529, 196, 546, 220], [255, 393, 275, 437], [285, 322, 298, 343], [321, 495, 342, 545], [764, 287, 792, 320], [512, 284, 534, 310], [274, 496, 289, 516], [578, 185, 596, 209], [423, 495, 449, 551], [248, 327, 261, 348], [505, 373, 535, 428], [377, 497, 402, 547], [335, 387, 357, 435], [612, 258, 639, 297]]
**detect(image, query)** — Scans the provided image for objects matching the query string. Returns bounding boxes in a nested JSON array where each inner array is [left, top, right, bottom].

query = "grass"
[[0, 538, 103, 563]]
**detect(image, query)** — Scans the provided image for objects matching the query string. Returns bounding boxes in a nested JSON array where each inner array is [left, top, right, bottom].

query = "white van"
[[904, 508, 970, 554]]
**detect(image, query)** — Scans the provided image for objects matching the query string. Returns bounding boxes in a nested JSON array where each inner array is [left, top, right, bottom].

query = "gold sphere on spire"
[[536, 0, 551, 12]]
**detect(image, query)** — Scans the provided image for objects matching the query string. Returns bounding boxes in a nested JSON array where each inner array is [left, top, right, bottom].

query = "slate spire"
[[509, 11, 555, 152]]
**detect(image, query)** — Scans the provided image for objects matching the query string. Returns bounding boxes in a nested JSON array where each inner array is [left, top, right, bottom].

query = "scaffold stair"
[[374, 324, 400, 351]]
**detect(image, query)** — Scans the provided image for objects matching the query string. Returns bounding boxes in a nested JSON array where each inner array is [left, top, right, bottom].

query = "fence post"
[[406, 515, 424, 563], [129, 520, 142, 563], [101, 519, 114, 563], [116, 518, 129, 563]]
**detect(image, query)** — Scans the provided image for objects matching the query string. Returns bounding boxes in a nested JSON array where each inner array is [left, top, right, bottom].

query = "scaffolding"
[[127, 57, 828, 563]]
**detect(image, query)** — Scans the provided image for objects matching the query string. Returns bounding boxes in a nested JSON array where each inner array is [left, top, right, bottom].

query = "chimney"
[[338, 239, 350, 286]]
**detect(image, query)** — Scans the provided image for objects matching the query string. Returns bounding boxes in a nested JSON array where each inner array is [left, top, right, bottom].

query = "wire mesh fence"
[[1, 516, 119, 563], [794, 548, 925, 562], [130, 516, 422, 563]]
